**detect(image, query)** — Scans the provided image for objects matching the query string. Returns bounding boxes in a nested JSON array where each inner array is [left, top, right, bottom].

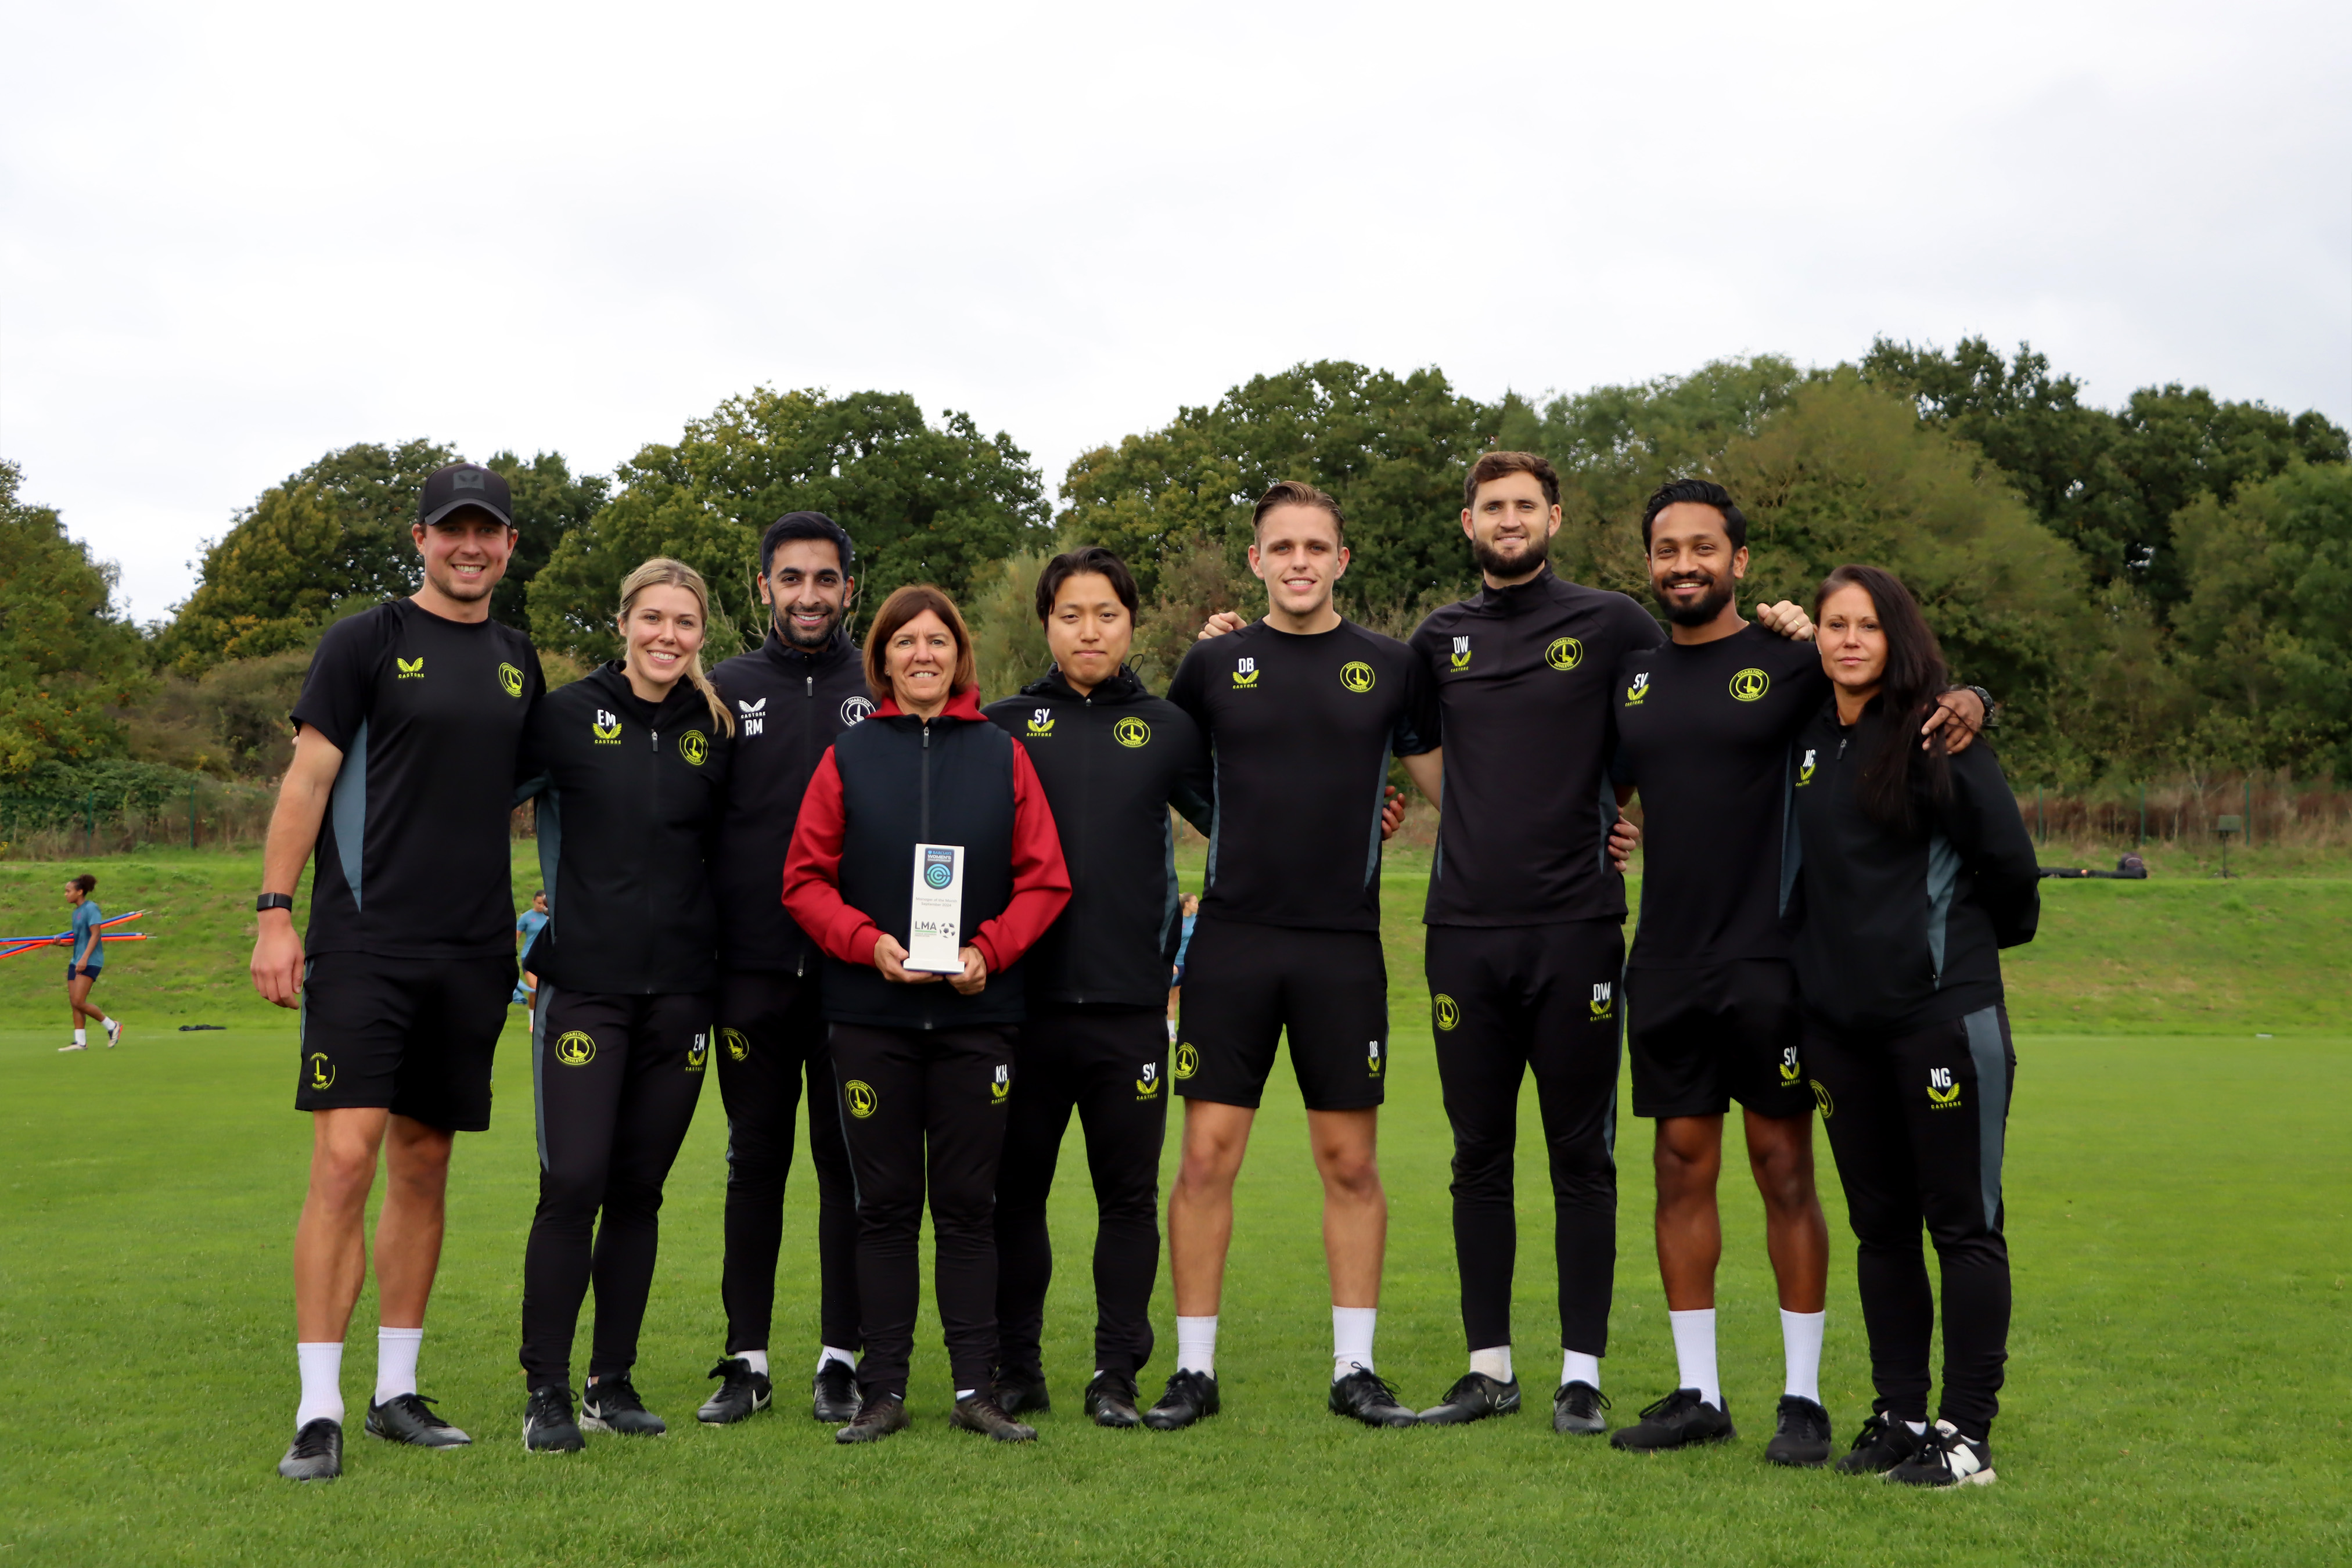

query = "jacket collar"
[[1019, 665, 1148, 703], [1472, 563, 1559, 613], [585, 660, 705, 724], [875, 686, 988, 722], [760, 626, 857, 671]]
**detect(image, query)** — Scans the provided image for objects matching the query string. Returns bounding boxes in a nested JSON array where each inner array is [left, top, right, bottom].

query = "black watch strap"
[[1966, 685, 1998, 725], [256, 892, 294, 914]]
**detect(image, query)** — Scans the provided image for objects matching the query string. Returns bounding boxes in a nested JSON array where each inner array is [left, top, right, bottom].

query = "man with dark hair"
[[696, 510, 873, 1427], [1604, 478, 1986, 1462], [252, 461, 545, 1480], [1152, 482, 1439, 1432], [981, 545, 1214, 1427]]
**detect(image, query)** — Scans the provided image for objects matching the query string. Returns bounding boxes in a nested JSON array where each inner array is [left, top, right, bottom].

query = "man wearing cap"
[[251, 462, 545, 1481]]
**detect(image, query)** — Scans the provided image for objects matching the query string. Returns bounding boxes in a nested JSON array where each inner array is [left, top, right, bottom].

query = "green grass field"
[[1, 849, 2346, 1564]]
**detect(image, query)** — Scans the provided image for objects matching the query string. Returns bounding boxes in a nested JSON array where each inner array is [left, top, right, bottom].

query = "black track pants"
[[1425, 920, 1625, 1357], [714, 970, 859, 1354], [520, 988, 710, 1387], [829, 1022, 1016, 1401], [1807, 1005, 2016, 1438], [994, 1008, 1168, 1380]]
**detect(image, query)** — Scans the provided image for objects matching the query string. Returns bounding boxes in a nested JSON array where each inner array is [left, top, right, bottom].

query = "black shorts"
[[1626, 960, 1811, 1120], [297, 951, 514, 1131], [67, 963, 101, 983], [1174, 917, 1387, 1112]]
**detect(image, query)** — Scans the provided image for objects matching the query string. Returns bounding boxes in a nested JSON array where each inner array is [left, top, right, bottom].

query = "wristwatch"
[[256, 893, 294, 914], [1967, 685, 1998, 727]]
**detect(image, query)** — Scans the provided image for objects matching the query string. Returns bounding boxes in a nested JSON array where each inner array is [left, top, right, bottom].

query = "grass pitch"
[[0, 850, 2346, 1564]]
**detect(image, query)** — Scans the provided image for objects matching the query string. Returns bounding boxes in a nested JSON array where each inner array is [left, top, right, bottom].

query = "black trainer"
[[1142, 1368, 1220, 1430], [277, 1417, 343, 1480], [950, 1393, 1037, 1443], [1329, 1365, 1418, 1429], [1610, 1387, 1735, 1450], [1765, 1395, 1833, 1467], [1885, 1419, 1996, 1487], [697, 1357, 772, 1425], [524, 1386, 585, 1452], [1552, 1380, 1612, 1435], [1419, 1372, 1520, 1426], [993, 1368, 1051, 1417], [365, 1392, 471, 1447], [1834, 1408, 1921, 1476], [581, 1374, 666, 1436], [812, 1359, 862, 1423], [1085, 1370, 1142, 1429], [836, 1391, 911, 1444]]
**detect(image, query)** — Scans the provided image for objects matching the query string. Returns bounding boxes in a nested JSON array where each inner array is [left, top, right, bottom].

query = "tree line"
[[4, 337, 2346, 792]]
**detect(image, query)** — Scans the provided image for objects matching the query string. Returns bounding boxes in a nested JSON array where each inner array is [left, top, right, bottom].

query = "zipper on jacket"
[[920, 720, 932, 839]]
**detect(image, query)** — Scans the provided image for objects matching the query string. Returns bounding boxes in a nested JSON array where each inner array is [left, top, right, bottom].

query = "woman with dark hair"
[[783, 582, 1071, 1444], [1790, 564, 2038, 1488], [60, 873, 120, 1051]]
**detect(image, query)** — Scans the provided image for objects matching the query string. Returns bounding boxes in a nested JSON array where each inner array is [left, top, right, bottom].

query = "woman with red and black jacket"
[[782, 584, 1070, 1446]]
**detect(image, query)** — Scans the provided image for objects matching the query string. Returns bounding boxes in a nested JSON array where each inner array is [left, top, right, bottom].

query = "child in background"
[[515, 890, 550, 1010], [61, 873, 120, 1052]]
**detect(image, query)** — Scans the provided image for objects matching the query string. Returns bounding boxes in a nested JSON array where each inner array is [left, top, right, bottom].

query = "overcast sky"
[[5, 0, 2347, 623]]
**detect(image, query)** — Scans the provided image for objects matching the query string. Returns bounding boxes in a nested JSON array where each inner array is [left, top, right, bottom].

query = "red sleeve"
[[970, 741, 1071, 974], [781, 749, 883, 968]]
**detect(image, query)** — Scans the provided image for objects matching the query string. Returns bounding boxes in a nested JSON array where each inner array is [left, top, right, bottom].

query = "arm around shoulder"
[[1948, 743, 2040, 948]]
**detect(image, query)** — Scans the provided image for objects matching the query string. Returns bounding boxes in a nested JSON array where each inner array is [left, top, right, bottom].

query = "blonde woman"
[[512, 559, 736, 1452]]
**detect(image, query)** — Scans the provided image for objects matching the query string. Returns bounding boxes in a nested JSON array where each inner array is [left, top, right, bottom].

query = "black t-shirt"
[[1167, 618, 1434, 933], [1410, 568, 1663, 927], [1611, 624, 1827, 970], [290, 599, 544, 959]]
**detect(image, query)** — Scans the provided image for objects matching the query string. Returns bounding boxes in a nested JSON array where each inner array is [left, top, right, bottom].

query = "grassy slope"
[[0, 848, 2346, 1564]]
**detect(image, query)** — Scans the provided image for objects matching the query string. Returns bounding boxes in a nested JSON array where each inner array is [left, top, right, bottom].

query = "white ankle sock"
[[1780, 1310, 1825, 1404], [1906, 1419, 1929, 1436], [1560, 1350, 1601, 1390], [1469, 1345, 1512, 1383], [1668, 1308, 1721, 1407], [296, 1342, 344, 1427], [74, 1028, 87, 1047], [1332, 1306, 1377, 1380], [732, 1348, 767, 1376], [1176, 1315, 1217, 1376], [374, 1326, 422, 1404], [817, 1346, 857, 1373]]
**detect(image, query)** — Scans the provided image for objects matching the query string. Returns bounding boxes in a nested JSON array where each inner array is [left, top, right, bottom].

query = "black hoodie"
[[984, 667, 1213, 1009], [519, 662, 733, 995], [707, 629, 873, 975], [1789, 697, 2040, 1035]]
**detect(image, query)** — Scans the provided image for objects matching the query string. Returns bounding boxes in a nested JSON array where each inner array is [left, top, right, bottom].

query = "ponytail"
[[616, 558, 736, 736]]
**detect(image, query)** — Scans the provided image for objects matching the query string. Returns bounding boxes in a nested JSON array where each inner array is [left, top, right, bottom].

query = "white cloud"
[[5, 0, 2346, 620]]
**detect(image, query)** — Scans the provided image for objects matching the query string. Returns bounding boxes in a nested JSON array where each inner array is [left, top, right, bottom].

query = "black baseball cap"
[[418, 462, 515, 528]]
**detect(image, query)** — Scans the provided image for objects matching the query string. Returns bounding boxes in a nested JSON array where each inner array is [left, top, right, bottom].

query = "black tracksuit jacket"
[[1789, 697, 2040, 1035], [518, 663, 733, 995], [983, 667, 1214, 1010], [707, 630, 872, 977]]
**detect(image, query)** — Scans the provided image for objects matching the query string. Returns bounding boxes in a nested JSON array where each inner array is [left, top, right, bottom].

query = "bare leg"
[[294, 1109, 391, 1342], [69, 974, 107, 1028], [1743, 1108, 1828, 1312], [1307, 1108, 1385, 1308], [1167, 1100, 1255, 1315], [1653, 1114, 1725, 1311], [374, 1114, 455, 1329]]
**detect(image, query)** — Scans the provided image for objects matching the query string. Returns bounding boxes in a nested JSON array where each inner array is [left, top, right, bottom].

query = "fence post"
[[2035, 786, 2044, 844], [85, 789, 95, 855], [2138, 782, 2146, 847], [2245, 778, 2253, 849], [190, 778, 199, 850]]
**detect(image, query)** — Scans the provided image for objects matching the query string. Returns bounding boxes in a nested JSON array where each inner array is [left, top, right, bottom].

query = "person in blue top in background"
[[60, 873, 120, 1052], [1166, 893, 1198, 1044], [515, 890, 550, 1011]]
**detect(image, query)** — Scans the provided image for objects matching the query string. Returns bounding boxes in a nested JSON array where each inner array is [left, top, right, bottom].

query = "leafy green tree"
[[2170, 462, 2352, 773], [530, 388, 1049, 664], [961, 551, 1055, 703], [1862, 337, 2349, 610], [1057, 361, 1500, 616], [0, 459, 148, 776], [156, 440, 598, 673]]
